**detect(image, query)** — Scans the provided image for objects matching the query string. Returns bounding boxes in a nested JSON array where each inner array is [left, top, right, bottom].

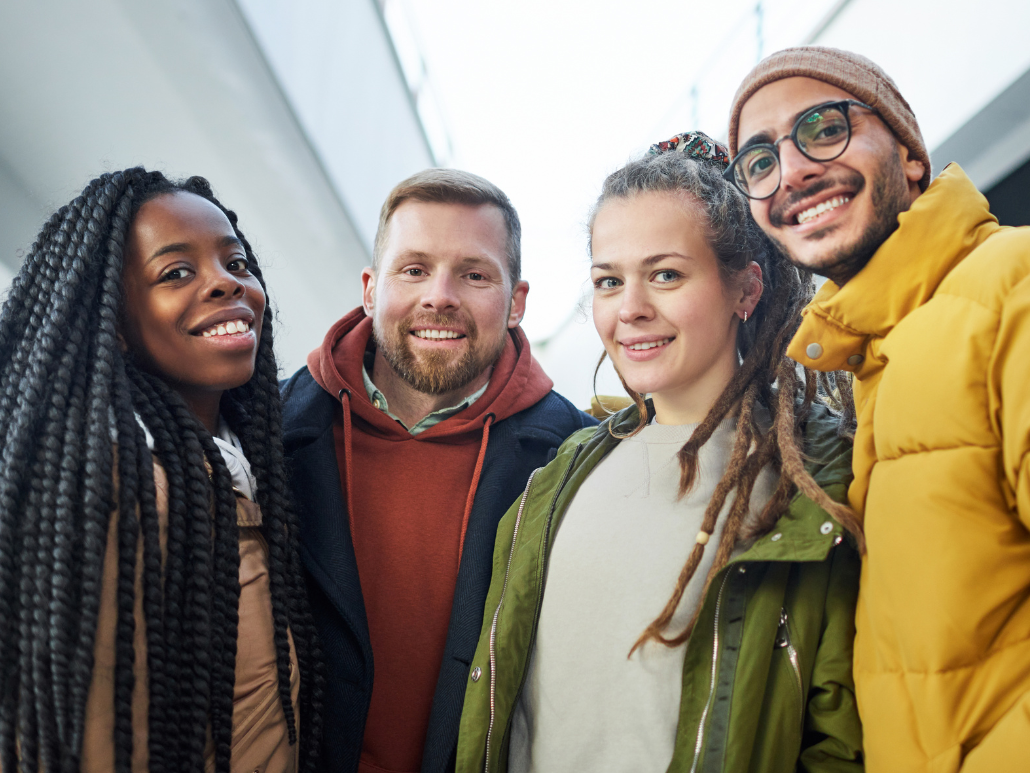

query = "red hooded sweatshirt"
[[306, 307, 553, 773]]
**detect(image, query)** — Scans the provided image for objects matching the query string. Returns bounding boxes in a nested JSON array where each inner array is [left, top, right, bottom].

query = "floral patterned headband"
[[648, 130, 730, 170]]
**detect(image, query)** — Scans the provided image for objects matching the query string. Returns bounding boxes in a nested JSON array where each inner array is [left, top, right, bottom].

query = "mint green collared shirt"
[[361, 364, 489, 436]]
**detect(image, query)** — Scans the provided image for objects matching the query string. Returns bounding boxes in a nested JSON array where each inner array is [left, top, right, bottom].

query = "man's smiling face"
[[362, 199, 528, 396], [737, 76, 924, 284]]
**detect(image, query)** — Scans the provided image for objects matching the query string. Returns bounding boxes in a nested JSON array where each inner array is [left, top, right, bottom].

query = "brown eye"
[[159, 267, 193, 283]]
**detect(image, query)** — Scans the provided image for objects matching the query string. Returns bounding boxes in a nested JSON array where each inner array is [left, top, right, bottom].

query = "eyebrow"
[[392, 251, 497, 268], [591, 253, 692, 271], [738, 103, 829, 152], [147, 235, 243, 263]]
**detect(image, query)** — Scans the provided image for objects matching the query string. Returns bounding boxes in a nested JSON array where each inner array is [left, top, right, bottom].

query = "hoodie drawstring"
[[338, 389, 357, 545], [457, 413, 495, 564]]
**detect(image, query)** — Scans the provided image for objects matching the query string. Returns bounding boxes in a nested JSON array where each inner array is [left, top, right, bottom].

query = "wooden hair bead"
[[695, 531, 710, 545]]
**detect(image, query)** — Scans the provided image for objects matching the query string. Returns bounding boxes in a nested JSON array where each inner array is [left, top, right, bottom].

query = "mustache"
[[769, 171, 865, 227]]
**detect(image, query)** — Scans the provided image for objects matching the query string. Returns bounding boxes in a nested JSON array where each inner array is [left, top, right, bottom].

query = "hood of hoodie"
[[306, 306, 554, 442]]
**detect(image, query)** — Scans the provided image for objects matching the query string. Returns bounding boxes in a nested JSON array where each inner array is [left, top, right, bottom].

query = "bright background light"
[[389, 0, 1030, 406]]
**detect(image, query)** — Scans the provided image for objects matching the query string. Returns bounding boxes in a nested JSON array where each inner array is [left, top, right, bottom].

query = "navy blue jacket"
[[280, 366, 596, 773]]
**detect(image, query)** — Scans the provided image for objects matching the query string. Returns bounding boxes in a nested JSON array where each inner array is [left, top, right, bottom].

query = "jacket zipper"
[[485, 444, 582, 773], [775, 607, 805, 734], [484, 467, 540, 772], [688, 568, 733, 773]]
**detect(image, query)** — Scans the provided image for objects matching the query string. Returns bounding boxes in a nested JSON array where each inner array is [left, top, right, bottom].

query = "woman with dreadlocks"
[[455, 133, 865, 773], [0, 168, 323, 773]]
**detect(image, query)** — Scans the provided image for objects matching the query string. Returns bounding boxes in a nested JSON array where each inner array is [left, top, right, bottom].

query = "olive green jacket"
[[455, 403, 863, 773]]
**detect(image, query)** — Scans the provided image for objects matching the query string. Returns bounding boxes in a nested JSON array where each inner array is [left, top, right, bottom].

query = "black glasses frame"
[[724, 99, 874, 200]]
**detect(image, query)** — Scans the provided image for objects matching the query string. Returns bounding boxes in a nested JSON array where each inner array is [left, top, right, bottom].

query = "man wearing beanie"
[[726, 47, 1030, 772]]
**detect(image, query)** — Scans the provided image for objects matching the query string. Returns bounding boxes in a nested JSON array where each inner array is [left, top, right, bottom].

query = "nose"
[[618, 281, 653, 325], [778, 140, 826, 192], [205, 262, 245, 300], [420, 272, 461, 313]]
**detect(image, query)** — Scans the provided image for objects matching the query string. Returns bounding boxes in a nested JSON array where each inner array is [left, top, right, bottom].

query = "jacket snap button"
[[770, 533, 783, 542], [471, 666, 482, 682], [805, 343, 823, 359], [820, 521, 833, 535], [847, 354, 864, 366]]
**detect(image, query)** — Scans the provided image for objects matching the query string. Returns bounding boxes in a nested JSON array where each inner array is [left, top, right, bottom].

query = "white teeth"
[[796, 196, 850, 225], [627, 338, 672, 351], [414, 329, 462, 340], [200, 319, 250, 337]]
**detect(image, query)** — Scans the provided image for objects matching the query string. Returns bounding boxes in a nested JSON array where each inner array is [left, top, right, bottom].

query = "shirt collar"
[[361, 362, 489, 436]]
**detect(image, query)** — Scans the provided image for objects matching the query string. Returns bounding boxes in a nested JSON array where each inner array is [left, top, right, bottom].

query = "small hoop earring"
[[742, 311, 748, 323]]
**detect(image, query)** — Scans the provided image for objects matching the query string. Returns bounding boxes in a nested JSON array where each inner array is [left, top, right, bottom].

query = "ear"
[[361, 267, 376, 316], [507, 279, 530, 328], [899, 142, 926, 199], [737, 261, 763, 319]]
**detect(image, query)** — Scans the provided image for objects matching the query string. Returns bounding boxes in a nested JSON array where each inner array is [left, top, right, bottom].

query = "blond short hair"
[[372, 168, 522, 286]]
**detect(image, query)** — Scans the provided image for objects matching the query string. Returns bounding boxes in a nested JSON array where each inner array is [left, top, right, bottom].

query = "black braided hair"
[[0, 168, 324, 772]]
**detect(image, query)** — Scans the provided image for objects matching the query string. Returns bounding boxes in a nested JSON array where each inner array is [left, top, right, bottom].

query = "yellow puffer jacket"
[[788, 164, 1030, 773]]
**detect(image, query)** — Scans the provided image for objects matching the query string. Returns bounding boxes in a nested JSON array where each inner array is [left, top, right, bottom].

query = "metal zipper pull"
[[775, 607, 805, 735]]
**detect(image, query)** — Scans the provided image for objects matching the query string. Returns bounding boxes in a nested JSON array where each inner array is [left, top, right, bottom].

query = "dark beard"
[[768, 144, 911, 285], [373, 311, 508, 395]]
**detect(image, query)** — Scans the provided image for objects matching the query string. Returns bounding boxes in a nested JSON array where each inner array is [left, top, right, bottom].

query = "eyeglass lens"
[[733, 104, 851, 199]]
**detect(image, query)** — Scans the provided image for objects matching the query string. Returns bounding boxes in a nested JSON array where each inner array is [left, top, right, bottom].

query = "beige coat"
[[82, 461, 300, 773]]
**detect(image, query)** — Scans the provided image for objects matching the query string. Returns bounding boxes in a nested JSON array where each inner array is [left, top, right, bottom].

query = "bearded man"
[[727, 48, 1030, 772], [281, 169, 594, 773]]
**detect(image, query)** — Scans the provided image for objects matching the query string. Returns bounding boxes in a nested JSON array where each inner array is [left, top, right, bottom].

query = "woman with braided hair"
[[455, 134, 864, 772], [0, 168, 323, 772]]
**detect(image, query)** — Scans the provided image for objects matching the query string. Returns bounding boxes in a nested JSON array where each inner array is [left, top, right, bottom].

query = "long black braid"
[[0, 167, 324, 772]]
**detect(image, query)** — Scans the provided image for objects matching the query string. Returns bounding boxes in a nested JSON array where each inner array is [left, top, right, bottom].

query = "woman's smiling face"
[[120, 192, 265, 428], [591, 191, 759, 423]]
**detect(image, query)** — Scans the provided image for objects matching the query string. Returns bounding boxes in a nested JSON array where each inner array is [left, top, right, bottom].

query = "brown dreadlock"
[[587, 151, 863, 656]]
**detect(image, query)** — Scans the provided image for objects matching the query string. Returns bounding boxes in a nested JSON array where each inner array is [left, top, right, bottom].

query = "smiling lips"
[[795, 195, 851, 225], [626, 337, 672, 351], [200, 319, 252, 338], [412, 328, 465, 341]]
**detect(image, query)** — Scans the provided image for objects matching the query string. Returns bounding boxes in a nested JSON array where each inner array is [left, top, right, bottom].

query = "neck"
[[178, 389, 222, 435], [370, 348, 491, 428], [649, 347, 738, 426]]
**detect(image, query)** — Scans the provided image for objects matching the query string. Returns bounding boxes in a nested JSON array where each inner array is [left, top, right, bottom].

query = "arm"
[[798, 543, 864, 772], [996, 273, 1030, 530]]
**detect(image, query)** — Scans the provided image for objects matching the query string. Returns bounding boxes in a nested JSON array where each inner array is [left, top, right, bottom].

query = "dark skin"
[[121, 192, 265, 434]]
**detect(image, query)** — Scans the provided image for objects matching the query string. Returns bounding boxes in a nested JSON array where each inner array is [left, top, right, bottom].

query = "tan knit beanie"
[[728, 46, 931, 190]]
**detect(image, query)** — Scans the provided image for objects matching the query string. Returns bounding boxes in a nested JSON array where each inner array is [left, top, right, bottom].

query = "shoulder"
[[801, 402, 854, 500], [279, 366, 337, 444], [503, 389, 598, 444], [940, 225, 1030, 311]]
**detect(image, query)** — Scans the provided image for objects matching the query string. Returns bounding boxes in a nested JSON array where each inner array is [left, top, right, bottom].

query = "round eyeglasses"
[[724, 100, 874, 200]]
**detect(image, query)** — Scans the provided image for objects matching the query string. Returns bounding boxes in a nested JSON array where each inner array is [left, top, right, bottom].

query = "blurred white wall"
[[0, 0, 434, 376]]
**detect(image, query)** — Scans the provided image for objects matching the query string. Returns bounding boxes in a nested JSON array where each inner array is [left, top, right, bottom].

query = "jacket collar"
[[788, 164, 999, 374]]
